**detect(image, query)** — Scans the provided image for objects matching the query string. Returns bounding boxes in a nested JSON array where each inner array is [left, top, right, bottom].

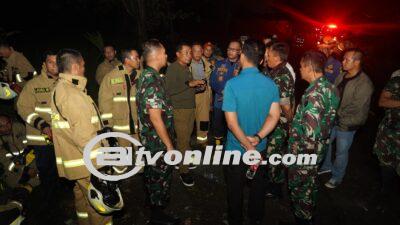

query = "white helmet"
[[0, 82, 17, 100], [87, 175, 124, 214]]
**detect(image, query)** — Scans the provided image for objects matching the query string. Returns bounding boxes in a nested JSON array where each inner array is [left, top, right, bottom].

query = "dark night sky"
[[1, 0, 400, 101], [2, 0, 400, 37]]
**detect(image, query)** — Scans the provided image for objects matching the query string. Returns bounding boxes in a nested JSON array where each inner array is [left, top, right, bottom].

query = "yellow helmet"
[[0, 82, 17, 100]]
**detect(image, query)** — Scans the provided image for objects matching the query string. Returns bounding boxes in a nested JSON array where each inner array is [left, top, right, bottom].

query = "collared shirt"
[[222, 67, 280, 153], [165, 61, 196, 109], [190, 59, 206, 80]]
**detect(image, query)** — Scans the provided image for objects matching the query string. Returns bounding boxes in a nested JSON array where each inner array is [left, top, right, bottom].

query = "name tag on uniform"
[[110, 77, 124, 85], [34, 87, 50, 93]]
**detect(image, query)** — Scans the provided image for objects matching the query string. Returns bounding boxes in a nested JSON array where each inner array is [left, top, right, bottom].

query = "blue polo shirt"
[[222, 67, 280, 153]]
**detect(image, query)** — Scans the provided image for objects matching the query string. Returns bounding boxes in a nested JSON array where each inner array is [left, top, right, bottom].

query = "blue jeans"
[[321, 126, 356, 183]]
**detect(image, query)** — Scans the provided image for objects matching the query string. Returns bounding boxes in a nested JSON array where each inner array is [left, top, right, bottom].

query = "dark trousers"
[[212, 107, 227, 139], [224, 162, 267, 225], [33, 145, 58, 189]]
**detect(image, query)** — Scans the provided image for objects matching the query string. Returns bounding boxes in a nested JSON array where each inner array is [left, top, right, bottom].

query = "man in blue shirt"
[[210, 40, 241, 145], [222, 39, 280, 225]]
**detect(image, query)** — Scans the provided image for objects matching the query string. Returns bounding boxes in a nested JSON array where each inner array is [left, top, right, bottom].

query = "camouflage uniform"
[[373, 76, 400, 173], [288, 76, 339, 220], [266, 63, 295, 184], [136, 67, 175, 207]]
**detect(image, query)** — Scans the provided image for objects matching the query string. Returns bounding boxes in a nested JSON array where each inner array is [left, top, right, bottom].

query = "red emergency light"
[[327, 24, 338, 29]]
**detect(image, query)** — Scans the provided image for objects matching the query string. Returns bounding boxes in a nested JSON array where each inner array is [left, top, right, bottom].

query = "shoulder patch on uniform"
[[118, 65, 124, 71]]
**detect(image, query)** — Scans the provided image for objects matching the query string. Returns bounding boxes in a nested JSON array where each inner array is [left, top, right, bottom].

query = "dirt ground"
[[17, 114, 400, 225]]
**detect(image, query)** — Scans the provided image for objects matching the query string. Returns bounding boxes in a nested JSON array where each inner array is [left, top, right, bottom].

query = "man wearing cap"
[[203, 42, 222, 68]]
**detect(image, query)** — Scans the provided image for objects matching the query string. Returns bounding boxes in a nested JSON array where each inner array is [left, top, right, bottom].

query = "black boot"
[[150, 206, 180, 225]]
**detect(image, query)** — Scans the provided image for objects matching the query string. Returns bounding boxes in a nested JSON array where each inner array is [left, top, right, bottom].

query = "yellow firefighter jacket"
[[50, 73, 104, 180], [95, 58, 121, 85], [17, 66, 57, 146], [98, 64, 140, 135], [3, 51, 36, 84]]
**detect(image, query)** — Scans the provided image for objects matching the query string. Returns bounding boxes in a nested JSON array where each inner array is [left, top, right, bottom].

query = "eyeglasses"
[[228, 48, 241, 52]]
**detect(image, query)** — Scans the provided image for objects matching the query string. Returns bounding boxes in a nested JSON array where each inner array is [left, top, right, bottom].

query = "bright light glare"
[[327, 24, 338, 29]]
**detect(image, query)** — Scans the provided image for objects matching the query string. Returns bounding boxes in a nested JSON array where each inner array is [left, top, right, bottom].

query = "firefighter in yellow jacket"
[[16, 51, 59, 191], [95, 44, 121, 85], [98, 49, 141, 147], [0, 40, 36, 85], [50, 49, 111, 225], [190, 43, 213, 145]]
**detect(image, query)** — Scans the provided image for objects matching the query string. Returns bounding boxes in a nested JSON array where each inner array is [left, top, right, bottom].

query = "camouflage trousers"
[[288, 166, 318, 220], [143, 150, 173, 207], [266, 125, 288, 184], [373, 119, 400, 173]]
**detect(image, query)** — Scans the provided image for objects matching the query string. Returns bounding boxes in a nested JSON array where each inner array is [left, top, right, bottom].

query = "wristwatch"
[[254, 133, 262, 142]]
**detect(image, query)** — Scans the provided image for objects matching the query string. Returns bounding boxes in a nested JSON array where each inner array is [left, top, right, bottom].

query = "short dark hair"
[[56, 49, 83, 73], [103, 43, 116, 50], [176, 42, 191, 53], [42, 50, 57, 62], [265, 39, 277, 49], [192, 42, 203, 48], [120, 49, 136, 63], [0, 39, 11, 48], [270, 42, 290, 62], [241, 39, 264, 66], [345, 48, 364, 64], [301, 50, 327, 73], [142, 39, 163, 61], [228, 39, 242, 49]]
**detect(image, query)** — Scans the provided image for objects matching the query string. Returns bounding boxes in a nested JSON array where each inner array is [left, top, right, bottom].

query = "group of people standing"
[[0, 34, 398, 225]]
